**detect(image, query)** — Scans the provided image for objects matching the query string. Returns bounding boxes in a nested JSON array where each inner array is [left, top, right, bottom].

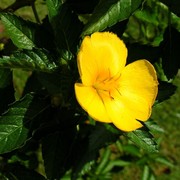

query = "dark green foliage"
[[81, 0, 143, 36], [160, 26, 180, 79], [0, 69, 14, 114], [0, 0, 179, 179]]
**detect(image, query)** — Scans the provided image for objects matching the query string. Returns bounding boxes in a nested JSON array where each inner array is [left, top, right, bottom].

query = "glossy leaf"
[[82, 0, 143, 36], [0, 93, 49, 154], [46, 0, 63, 20], [0, 13, 35, 50], [144, 119, 164, 134], [0, 48, 57, 72], [125, 129, 158, 153]]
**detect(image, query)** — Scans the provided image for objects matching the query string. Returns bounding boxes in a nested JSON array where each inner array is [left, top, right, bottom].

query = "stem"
[[31, 2, 40, 23]]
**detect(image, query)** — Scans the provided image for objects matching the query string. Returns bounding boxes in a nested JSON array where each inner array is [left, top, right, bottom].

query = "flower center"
[[93, 78, 114, 91]]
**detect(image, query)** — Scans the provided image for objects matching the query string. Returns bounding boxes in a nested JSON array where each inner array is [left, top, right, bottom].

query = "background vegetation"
[[0, 0, 180, 179]]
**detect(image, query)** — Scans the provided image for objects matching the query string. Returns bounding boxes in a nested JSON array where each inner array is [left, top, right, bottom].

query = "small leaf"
[[0, 93, 49, 154], [82, 0, 143, 36], [125, 129, 158, 153], [0, 13, 36, 50], [144, 119, 164, 134], [46, 0, 63, 20], [155, 157, 174, 168], [0, 48, 57, 72], [142, 165, 150, 180]]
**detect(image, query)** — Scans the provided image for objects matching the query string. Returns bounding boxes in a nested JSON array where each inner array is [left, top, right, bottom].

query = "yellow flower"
[[74, 32, 158, 132]]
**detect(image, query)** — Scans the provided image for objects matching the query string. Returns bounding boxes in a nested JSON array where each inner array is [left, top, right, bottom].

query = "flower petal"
[[77, 32, 127, 86], [104, 97, 143, 132], [118, 60, 158, 121], [75, 83, 111, 122]]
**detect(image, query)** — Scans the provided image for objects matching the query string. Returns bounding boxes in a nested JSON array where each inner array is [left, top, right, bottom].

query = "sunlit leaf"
[[125, 129, 158, 153], [0, 48, 57, 72], [82, 0, 143, 36], [0, 13, 36, 50], [0, 93, 49, 154], [46, 0, 63, 20]]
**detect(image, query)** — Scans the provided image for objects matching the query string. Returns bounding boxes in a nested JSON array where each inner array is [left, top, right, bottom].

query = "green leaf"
[[125, 129, 158, 153], [0, 13, 36, 50], [0, 69, 15, 114], [82, 0, 143, 36], [142, 165, 150, 180], [0, 93, 49, 154], [0, 48, 57, 72], [46, 0, 63, 20], [155, 157, 174, 168], [144, 119, 164, 134]]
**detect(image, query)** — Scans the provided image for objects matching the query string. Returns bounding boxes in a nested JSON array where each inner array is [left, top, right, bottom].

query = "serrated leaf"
[[0, 48, 57, 72], [46, 0, 63, 20], [0, 69, 15, 114], [37, 66, 72, 97], [0, 93, 49, 154], [144, 119, 164, 134], [125, 129, 158, 153], [0, 13, 36, 50], [82, 0, 143, 36]]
